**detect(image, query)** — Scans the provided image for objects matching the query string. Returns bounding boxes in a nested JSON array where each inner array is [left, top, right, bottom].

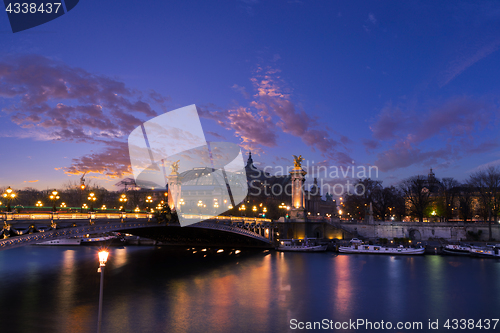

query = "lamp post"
[[252, 205, 257, 217], [97, 250, 109, 333], [49, 189, 60, 212], [239, 204, 246, 217], [119, 194, 127, 212], [2, 187, 16, 212], [80, 184, 86, 213], [88, 192, 96, 212], [145, 195, 153, 212], [278, 202, 288, 218]]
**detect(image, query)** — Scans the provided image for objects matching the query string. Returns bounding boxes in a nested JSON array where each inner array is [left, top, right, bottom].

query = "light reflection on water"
[[0, 247, 500, 332]]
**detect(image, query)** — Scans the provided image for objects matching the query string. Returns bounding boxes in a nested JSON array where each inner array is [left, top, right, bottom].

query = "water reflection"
[[0, 248, 500, 332], [333, 255, 353, 319]]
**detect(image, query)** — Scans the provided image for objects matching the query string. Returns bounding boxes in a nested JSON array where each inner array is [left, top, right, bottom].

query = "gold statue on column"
[[292, 155, 304, 169], [170, 160, 180, 175]]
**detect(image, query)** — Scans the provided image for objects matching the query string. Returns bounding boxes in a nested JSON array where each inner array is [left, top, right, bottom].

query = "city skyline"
[[1, 1, 500, 192]]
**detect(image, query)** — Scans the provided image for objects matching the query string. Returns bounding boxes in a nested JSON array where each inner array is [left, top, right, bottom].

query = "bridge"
[[0, 213, 277, 251]]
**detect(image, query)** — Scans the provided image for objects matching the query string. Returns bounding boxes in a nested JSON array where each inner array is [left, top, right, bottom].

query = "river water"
[[0, 246, 499, 333]]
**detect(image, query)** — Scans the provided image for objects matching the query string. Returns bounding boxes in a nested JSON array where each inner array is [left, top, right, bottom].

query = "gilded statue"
[[170, 160, 180, 175], [292, 155, 304, 169]]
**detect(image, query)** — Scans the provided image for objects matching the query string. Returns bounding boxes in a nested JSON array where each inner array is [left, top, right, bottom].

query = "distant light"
[[217, 249, 224, 253]]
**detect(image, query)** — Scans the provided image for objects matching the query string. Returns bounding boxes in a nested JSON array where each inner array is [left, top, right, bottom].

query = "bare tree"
[[373, 186, 399, 221], [399, 175, 432, 222], [343, 178, 382, 220], [469, 166, 500, 240], [440, 177, 459, 222], [457, 183, 474, 222]]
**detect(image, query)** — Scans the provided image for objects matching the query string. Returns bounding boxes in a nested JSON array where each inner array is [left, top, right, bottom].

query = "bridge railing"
[[2, 212, 152, 221], [1, 213, 274, 226]]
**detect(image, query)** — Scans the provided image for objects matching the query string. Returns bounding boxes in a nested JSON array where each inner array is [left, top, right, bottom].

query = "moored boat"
[[469, 246, 500, 258], [339, 238, 425, 255], [79, 233, 118, 245], [443, 243, 471, 255], [36, 238, 82, 246], [277, 239, 327, 252]]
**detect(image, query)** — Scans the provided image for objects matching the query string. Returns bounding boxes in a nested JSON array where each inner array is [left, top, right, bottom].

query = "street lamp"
[[252, 205, 257, 217], [119, 193, 127, 212], [80, 183, 86, 213], [88, 192, 96, 212], [239, 204, 246, 217], [35, 201, 43, 207], [145, 195, 153, 211], [2, 187, 16, 212], [97, 250, 109, 333], [49, 189, 60, 212]]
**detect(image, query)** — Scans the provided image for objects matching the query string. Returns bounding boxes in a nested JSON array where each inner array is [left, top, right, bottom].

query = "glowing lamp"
[[98, 251, 109, 266]]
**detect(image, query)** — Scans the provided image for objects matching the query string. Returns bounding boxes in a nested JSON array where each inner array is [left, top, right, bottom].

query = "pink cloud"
[[199, 66, 355, 164], [206, 131, 226, 140], [198, 66, 355, 164], [0, 55, 170, 177], [374, 144, 454, 172], [362, 139, 381, 151], [368, 96, 498, 171], [60, 142, 131, 178], [248, 67, 352, 164], [0, 55, 163, 143], [440, 38, 500, 87]]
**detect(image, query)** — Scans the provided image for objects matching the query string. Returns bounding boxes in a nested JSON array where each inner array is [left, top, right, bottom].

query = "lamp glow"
[[98, 251, 109, 266]]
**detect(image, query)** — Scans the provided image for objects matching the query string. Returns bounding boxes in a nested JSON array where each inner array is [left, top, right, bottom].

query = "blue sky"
[[1, 0, 500, 192]]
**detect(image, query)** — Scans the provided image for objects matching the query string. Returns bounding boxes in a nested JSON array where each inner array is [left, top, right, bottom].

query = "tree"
[[343, 178, 382, 220], [399, 175, 432, 222], [457, 183, 473, 222], [469, 167, 500, 240], [372, 186, 397, 221], [440, 177, 459, 222]]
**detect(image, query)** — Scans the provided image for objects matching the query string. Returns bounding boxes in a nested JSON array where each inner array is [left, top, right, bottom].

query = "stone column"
[[289, 166, 307, 221], [167, 173, 183, 212]]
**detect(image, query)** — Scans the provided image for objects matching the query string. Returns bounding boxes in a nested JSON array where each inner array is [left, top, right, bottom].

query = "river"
[[0, 246, 499, 332]]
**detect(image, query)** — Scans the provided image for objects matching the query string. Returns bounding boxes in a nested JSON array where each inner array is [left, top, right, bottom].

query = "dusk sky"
[[1, 1, 500, 193]]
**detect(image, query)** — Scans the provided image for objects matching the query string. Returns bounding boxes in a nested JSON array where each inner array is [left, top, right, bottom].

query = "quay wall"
[[339, 221, 500, 241]]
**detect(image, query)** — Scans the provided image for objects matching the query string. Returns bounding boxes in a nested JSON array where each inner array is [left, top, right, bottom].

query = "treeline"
[[342, 166, 500, 229]]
